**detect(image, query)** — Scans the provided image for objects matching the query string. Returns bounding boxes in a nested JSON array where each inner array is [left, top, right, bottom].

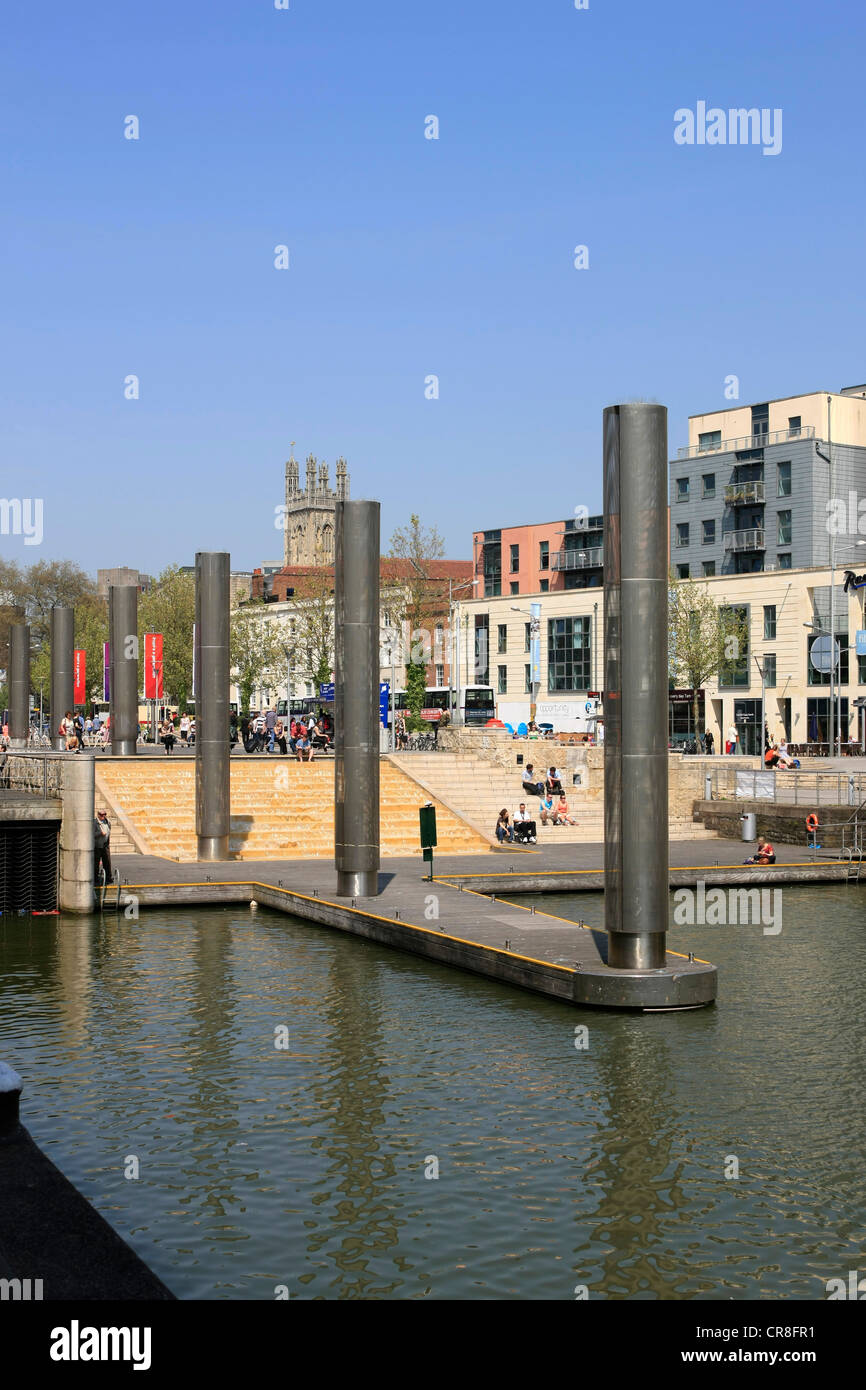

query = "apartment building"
[[472, 516, 604, 598], [670, 386, 866, 579], [459, 564, 866, 748]]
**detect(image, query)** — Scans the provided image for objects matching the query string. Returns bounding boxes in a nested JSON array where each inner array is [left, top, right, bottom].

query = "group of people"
[[241, 708, 332, 760], [764, 739, 799, 771], [494, 762, 577, 842], [58, 711, 110, 750]]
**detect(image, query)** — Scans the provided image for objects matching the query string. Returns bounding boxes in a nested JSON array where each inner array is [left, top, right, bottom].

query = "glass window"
[[763, 605, 776, 640], [510, 544, 519, 573], [524, 622, 531, 653], [702, 519, 715, 544], [676, 523, 689, 547], [497, 623, 507, 653], [677, 564, 690, 579], [699, 430, 721, 451], [719, 605, 750, 687], [788, 416, 801, 437], [524, 664, 531, 694], [859, 653, 866, 686], [497, 665, 507, 695], [777, 510, 792, 546], [777, 461, 791, 497], [808, 632, 849, 686], [547, 615, 592, 692], [435, 663, 444, 686], [539, 540, 549, 570], [702, 473, 716, 498], [474, 614, 489, 685], [677, 477, 690, 501], [540, 578, 549, 592], [703, 561, 716, 577], [510, 581, 519, 595], [763, 654, 776, 688], [779, 553, 792, 569]]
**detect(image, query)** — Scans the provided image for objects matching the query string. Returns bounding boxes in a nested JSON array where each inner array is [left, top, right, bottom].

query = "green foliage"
[[669, 573, 749, 736], [230, 607, 285, 716], [405, 661, 427, 731], [139, 567, 196, 711]]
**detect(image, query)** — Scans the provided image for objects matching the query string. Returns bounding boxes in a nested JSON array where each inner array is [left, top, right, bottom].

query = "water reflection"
[[0, 888, 863, 1299]]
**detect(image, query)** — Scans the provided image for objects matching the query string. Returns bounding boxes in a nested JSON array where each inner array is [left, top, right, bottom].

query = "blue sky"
[[2, 0, 864, 574]]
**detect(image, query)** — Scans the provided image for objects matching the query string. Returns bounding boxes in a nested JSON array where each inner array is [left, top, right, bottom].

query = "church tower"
[[283, 446, 350, 566]]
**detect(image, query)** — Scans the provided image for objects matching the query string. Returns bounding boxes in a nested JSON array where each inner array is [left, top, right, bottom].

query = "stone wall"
[[697, 799, 852, 848]]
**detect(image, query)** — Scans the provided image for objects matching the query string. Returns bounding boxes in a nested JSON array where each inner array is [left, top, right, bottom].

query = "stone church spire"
[[282, 449, 352, 567]]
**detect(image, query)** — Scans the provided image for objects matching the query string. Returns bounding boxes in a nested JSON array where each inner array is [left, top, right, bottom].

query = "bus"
[[388, 685, 495, 727]]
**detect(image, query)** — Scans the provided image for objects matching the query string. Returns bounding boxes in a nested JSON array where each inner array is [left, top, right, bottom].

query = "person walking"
[[726, 723, 738, 755], [179, 713, 191, 748], [265, 705, 277, 753], [93, 809, 112, 883], [704, 729, 714, 755]]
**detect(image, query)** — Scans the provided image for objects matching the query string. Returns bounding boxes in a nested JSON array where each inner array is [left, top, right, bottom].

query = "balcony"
[[724, 481, 765, 505], [677, 425, 814, 459], [724, 528, 765, 552], [552, 546, 603, 571]]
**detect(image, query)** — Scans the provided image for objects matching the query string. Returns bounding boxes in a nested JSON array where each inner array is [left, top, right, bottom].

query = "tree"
[[230, 607, 285, 716], [668, 573, 750, 744], [387, 514, 446, 730], [0, 558, 95, 649], [74, 595, 110, 706], [139, 567, 196, 711]]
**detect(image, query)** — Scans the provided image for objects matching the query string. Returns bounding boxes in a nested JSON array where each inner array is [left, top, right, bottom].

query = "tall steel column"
[[195, 551, 231, 860], [50, 607, 74, 751], [8, 624, 31, 749], [109, 585, 139, 756], [334, 499, 380, 897], [603, 403, 669, 970]]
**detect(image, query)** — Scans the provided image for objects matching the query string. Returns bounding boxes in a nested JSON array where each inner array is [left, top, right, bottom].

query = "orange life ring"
[[806, 813, 819, 831]]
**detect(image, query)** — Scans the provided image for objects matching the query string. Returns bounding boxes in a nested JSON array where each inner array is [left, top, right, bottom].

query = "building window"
[[510, 544, 520, 573], [474, 614, 489, 685], [677, 564, 690, 579], [547, 615, 591, 692], [788, 415, 801, 437], [510, 581, 519, 595], [524, 622, 531, 653], [702, 519, 716, 544], [676, 523, 690, 547], [779, 553, 792, 569], [777, 461, 791, 497], [699, 430, 721, 452], [498, 665, 507, 695], [808, 632, 849, 687], [777, 510, 792, 546], [677, 477, 690, 501], [763, 654, 776, 688], [435, 663, 444, 686], [539, 540, 549, 570], [524, 664, 531, 694], [540, 578, 549, 592], [703, 561, 716, 576], [497, 623, 507, 654], [719, 605, 750, 687], [859, 653, 866, 686], [702, 473, 716, 499], [751, 403, 769, 440], [763, 605, 776, 640]]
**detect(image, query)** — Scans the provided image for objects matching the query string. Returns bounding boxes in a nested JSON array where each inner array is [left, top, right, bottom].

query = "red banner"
[[73, 649, 86, 705], [144, 633, 164, 699]]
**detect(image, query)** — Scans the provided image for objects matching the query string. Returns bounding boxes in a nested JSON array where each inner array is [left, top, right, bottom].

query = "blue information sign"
[[856, 630, 866, 657], [319, 682, 335, 701], [379, 682, 389, 726]]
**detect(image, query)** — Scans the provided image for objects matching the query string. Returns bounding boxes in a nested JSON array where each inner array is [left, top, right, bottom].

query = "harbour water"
[[0, 886, 863, 1300]]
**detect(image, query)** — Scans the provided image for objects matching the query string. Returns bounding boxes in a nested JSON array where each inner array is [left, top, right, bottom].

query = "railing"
[[677, 425, 815, 459], [723, 528, 765, 551], [0, 750, 65, 800], [724, 481, 765, 504], [705, 766, 866, 807], [552, 547, 604, 571]]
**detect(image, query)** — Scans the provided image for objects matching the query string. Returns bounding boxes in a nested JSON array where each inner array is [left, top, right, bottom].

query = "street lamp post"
[[753, 654, 767, 757]]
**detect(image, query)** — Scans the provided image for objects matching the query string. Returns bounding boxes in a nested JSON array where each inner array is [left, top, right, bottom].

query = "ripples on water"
[[0, 885, 864, 1300]]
